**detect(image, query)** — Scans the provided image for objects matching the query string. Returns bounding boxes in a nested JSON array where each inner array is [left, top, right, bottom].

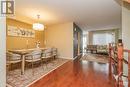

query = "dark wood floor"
[[30, 58, 114, 87]]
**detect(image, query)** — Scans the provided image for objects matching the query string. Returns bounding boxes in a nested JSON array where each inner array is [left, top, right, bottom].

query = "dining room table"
[[8, 48, 47, 75]]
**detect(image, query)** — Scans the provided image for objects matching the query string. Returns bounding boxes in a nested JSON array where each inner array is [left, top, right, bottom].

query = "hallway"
[[30, 58, 114, 87]]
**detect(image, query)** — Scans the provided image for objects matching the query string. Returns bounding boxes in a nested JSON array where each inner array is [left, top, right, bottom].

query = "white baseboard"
[[59, 53, 83, 60], [73, 53, 83, 60], [58, 56, 73, 60]]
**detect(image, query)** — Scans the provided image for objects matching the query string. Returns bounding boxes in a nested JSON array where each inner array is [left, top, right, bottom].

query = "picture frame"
[[7, 26, 35, 38]]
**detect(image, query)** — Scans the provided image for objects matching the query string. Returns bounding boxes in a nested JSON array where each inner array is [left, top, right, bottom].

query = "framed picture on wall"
[[7, 26, 35, 38]]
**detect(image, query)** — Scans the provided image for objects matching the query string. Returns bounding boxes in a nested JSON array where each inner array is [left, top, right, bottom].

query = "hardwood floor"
[[30, 58, 114, 87]]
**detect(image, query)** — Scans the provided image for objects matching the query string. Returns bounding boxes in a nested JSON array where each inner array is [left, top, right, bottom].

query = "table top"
[[8, 48, 48, 55]]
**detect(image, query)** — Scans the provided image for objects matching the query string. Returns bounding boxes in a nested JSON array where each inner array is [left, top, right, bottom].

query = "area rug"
[[81, 54, 109, 63], [7, 58, 69, 87]]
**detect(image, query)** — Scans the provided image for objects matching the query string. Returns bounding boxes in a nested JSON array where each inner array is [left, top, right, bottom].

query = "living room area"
[[82, 28, 121, 63]]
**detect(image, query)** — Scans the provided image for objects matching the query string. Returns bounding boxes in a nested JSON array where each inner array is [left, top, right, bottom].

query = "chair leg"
[[52, 56, 55, 63], [31, 62, 34, 76], [10, 63, 12, 71], [25, 62, 31, 75], [45, 60, 48, 69], [24, 62, 27, 75], [53, 56, 54, 59], [54, 56, 56, 63], [52, 56, 55, 64], [41, 60, 44, 71], [11, 63, 15, 75], [20, 62, 22, 75], [6, 64, 10, 76], [48, 57, 55, 66]]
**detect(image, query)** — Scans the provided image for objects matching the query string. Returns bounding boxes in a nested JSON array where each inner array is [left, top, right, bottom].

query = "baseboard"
[[59, 54, 83, 60], [73, 53, 83, 60], [58, 56, 73, 60]]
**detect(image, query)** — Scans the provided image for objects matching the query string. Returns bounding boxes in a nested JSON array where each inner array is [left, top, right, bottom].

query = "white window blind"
[[93, 33, 115, 45]]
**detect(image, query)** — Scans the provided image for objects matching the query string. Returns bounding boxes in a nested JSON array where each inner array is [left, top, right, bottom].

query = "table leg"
[[21, 55, 25, 75]]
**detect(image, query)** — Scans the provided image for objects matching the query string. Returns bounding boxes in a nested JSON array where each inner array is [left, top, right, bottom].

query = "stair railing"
[[123, 49, 130, 87], [109, 41, 130, 87]]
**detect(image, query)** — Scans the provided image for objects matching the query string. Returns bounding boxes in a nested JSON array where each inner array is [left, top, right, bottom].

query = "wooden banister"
[[112, 57, 118, 63], [123, 59, 128, 64], [117, 43, 123, 87], [108, 40, 130, 87], [109, 43, 112, 77], [128, 50, 130, 87], [124, 49, 130, 53], [123, 49, 130, 87]]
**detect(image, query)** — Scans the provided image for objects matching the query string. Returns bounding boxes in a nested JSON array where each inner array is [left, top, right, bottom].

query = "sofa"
[[97, 45, 108, 54], [86, 45, 97, 53], [86, 45, 108, 54]]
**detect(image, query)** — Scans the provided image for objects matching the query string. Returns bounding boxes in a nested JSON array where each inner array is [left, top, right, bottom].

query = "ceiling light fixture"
[[33, 15, 44, 31]]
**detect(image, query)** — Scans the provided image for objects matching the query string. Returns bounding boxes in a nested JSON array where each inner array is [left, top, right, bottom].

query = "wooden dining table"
[[8, 48, 47, 75]]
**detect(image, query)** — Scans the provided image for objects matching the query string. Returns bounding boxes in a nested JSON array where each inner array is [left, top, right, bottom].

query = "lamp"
[[33, 15, 44, 31]]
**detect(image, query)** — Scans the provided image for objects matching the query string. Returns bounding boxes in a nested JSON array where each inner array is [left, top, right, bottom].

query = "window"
[[83, 34, 87, 53], [93, 33, 115, 45]]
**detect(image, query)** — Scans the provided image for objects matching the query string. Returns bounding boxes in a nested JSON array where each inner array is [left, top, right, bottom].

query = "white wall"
[[122, 5, 130, 49], [45, 22, 74, 59], [0, 17, 6, 86], [122, 3, 130, 79]]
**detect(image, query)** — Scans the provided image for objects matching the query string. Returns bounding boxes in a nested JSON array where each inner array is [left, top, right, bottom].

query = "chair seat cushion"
[[25, 58, 41, 62], [42, 56, 52, 59], [7, 60, 21, 64], [7, 52, 21, 61]]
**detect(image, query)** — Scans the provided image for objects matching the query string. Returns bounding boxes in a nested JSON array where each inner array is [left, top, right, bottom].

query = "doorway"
[[73, 25, 83, 58], [78, 32, 81, 55]]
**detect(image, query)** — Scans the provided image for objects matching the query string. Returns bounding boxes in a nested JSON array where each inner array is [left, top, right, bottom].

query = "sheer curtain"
[[83, 34, 87, 52], [93, 33, 115, 45]]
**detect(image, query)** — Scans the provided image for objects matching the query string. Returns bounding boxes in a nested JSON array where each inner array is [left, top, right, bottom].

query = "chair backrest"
[[26, 49, 42, 59], [52, 48, 57, 55], [44, 48, 52, 57], [6, 52, 21, 61]]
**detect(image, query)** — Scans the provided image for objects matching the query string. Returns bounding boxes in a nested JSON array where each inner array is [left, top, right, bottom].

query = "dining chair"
[[6, 52, 22, 74], [41, 48, 53, 68], [25, 49, 42, 75], [52, 47, 57, 59]]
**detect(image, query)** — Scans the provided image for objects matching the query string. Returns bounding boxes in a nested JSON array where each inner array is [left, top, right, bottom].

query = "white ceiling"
[[11, 0, 121, 30]]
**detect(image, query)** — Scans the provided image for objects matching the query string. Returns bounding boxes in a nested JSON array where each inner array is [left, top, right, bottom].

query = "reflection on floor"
[[7, 58, 69, 87], [81, 53, 109, 63], [30, 55, 114, 87]]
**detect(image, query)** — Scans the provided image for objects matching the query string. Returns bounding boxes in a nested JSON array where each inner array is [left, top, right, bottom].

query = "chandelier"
[[33, 15, 44, 31]]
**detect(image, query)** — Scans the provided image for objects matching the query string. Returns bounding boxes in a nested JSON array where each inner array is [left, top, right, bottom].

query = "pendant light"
[[33, 15, 44, 31]]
